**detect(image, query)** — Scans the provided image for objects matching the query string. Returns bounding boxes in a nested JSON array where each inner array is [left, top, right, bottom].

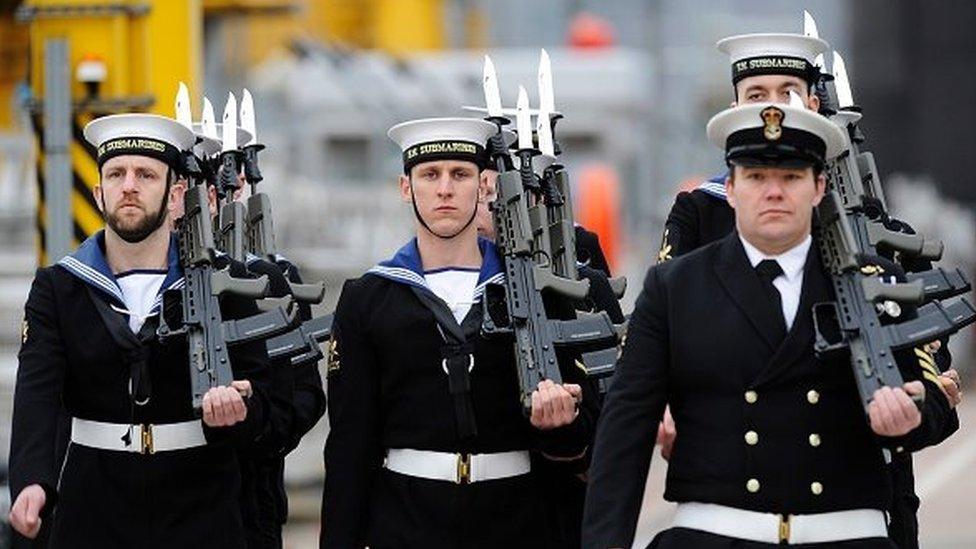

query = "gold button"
[[746, 478, 760, 493], [745, 431, 759, 445], [806, 390, 820, 404], [811, 482, 823, 495], [745, 390, 758, 404], [808, 434, 821, 447]]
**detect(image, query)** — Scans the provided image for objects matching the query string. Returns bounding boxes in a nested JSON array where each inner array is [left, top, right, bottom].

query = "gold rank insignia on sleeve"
[[326, 337, 341, 375], [859, 264, 884, 275], [21, 319, 28, 344], [657, 229, 673, 263], [914, 346, 941, 385]]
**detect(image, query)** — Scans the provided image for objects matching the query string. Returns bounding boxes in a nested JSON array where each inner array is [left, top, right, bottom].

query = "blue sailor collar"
[[57, 230, 185, 313], [697, 171, 730, 201], [367, 236, 505, 301]]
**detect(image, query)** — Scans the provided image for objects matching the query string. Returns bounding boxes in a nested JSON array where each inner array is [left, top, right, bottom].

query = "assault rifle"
[[807, 69, 976, 412], [235, 89, 332, 364], [160, 84, 297, 412], [481, 81, 619, 412]]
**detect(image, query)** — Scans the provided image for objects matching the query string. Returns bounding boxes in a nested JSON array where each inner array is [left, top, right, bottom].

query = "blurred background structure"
[[0, 1, 973, 547]]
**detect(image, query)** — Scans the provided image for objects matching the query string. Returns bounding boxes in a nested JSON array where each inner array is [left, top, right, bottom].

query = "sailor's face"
[[96, 155, 173, 241], [734, 74, 819, 111], [401, 159, 486, 237], [726, 165, 825, 253], [475, 169, 498, 240]]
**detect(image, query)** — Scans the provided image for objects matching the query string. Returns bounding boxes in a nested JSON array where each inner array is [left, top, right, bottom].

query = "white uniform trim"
[[698, 181, 728, 199], [384, 448, 531, 484], [425, 270, 479, 323], [71, 418, 206, 454], [673, 502, 887, 545], [58, 256, 126, 304], [116, 272, 166, 332]]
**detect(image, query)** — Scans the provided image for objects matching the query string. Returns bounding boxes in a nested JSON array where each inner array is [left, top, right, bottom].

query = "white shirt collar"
[[738, 233, 811, 282]]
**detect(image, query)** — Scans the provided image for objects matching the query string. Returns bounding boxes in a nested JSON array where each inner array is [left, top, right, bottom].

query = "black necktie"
[[755, 259, 787, 339]]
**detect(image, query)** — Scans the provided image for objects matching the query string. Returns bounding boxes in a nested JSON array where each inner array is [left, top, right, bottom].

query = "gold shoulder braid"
[[326, 337, 341, 375], [657, 229, 674, 263]]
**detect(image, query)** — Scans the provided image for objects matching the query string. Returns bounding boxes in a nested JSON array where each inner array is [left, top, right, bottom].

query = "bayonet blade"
[[222, 92, 238, 152], [202, 97, 218, 139], [537, 106, 555, 157], [803, 10, 820, 39], [483, 55, 503, 118], [175, 82, 192, 130], [833, 51, 855, 109], [538, 48, 555, 114], [788, 90, 805, 109], [240, 88, 257, 146], [516, 86, 532, 150]]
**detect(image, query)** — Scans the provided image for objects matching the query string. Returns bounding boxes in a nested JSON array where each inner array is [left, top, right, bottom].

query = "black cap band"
[[97, 137, 184, 172], [403, 140, 487, 174], [726, 126, 827, 169], [732, 55, 819, 85]]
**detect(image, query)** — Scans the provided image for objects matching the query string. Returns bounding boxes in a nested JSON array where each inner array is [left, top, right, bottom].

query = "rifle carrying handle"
[[608, 276, 627, 299], [860, 277, 924, 305], [289, 281, 326, 304], [919, 239, 944, 261], [211, 270, 269, 299], [533, 265, 589, 300]]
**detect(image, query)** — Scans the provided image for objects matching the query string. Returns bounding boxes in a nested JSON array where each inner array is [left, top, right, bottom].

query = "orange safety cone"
[[576, 163, 622, 273]]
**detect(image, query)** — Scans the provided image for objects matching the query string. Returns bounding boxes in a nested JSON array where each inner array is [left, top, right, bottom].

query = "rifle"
[[160, 84, 298, 412], [237, 88, 331, 363], [534, 50, 627, 298], [481, 82, 619, 412], [808, 67, 976, 413]]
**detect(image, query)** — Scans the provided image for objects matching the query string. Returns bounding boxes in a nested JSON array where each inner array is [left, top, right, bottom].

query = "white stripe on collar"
[[58, 256, 125, 304], [369, 265, 505, 303], [697, 181, 728, 199]]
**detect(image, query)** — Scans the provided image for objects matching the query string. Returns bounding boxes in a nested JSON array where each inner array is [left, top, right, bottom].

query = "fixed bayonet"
[[216, 93, 246, 262], [175, 82, 193, 131], [803, 10, 820, 39], [832, 51, 855, 111]]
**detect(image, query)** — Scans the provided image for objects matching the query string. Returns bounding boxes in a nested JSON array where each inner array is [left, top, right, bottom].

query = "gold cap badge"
[[760, 106, 784, 141]]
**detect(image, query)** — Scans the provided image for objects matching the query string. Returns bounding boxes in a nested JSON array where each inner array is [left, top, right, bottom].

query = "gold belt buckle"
[[141, 424, 155, 455], [456, 453, 471, 484], [779, 514, 792, 544]]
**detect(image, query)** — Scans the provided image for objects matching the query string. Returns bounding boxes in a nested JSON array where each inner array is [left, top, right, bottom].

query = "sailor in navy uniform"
[[192, 119, 326, 549], [320, 118, 596, 548], [8, 114, 270, 548], [653, 29, 961, 549], [583, 99, 957, 548], [658, 31, 828, 264]]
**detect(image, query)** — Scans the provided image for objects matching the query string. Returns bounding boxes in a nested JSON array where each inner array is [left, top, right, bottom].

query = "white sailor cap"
[[84, 113, 195, 171], [388, 117, 498, 173], [717, 33, 829, 86], [190, 123, 253, 158], [706, 95, 846, 168]]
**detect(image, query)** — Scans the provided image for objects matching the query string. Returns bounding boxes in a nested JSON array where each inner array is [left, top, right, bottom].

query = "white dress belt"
[[71, 417, 207, 455], [673, 502, 888, 545], [384, 448, 531, 484]]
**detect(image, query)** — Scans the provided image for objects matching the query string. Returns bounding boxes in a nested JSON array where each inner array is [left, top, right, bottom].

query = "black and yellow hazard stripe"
[[31, 112, 105, 265], [30, 112, 47, 266], [71, 113, 104, 242]]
